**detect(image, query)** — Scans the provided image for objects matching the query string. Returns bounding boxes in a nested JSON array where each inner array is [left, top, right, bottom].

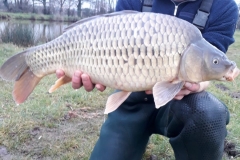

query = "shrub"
[[0, 23, 34, 47]]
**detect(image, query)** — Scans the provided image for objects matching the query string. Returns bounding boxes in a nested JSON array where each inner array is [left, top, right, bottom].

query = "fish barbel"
[[0, 11, 239, 113]]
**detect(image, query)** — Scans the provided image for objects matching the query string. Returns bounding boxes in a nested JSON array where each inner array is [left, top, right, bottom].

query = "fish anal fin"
[[13, 68, 41, 104], [153, 81, 184, 108], [104, 91, 131, 114], [48, 75, 72, 93]]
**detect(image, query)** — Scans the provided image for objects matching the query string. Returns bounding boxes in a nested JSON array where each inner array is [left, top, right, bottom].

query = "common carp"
[[0, 11, 239, 114]]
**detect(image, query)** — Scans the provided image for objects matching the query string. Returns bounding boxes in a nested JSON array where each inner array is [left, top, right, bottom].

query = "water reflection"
[[0, 20, 69, 46]]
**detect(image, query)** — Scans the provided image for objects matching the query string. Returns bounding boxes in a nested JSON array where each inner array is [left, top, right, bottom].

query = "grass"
[[215, 31, 240, 160], [0, 44, 112, 159], [0, 31, 240, 159]]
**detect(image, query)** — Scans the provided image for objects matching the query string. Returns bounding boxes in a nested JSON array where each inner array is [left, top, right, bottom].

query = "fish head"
[[202, 51, 239, 81], [179, 39, 239, 82]]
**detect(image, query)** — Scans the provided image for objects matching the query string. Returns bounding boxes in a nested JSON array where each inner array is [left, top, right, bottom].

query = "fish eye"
[[213, 59, 219, 64]]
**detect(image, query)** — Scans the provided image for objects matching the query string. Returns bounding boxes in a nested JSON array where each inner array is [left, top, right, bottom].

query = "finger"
[[145, 90, 153, 94], [184, 82, 200, 92], [190, 83, 200, 92], [174, 89, 191, 100], [174, 95, 184, 100], [72, 71, 83, 89], [96, 84, 106, 92], [176, 89, 191, 96], [56, 69, 65, 78], [81, 73, 94, 92]]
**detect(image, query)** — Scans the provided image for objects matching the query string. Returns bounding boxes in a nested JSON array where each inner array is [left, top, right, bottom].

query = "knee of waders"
[[171, 91, 229, 126], [171, 91, 229, 144], [169, 91, 229, 160]]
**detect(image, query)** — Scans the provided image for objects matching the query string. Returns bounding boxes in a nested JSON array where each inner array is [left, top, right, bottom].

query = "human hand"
[[145, 81, 210, 100], [174, 82, 202, 100], [56, 69, 106, 92]]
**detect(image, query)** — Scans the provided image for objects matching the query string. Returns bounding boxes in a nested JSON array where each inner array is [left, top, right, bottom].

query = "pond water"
[[0, 20, 71, 46]]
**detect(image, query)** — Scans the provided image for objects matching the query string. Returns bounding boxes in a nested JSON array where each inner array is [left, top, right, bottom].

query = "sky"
[[82, 2, 90, 9], [235, 0, 240, 4]]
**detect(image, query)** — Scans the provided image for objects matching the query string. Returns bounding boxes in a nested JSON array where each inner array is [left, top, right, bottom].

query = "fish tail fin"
[[0, 50, 29, 81], [13, 68, 42, 104], [0, 50, 41, 104]]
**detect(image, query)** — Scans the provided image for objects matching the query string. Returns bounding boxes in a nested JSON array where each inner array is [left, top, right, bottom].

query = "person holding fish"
[[0, 0, 237, 159], [56, 0, 239, 159], [54, 0, 239, 159]]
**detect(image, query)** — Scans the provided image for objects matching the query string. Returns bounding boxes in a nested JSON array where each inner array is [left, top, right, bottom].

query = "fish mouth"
[[223, 66, 240, 81]]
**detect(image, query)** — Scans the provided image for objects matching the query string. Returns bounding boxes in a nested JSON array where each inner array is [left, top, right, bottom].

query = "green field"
[[0, 31, 240, 159]]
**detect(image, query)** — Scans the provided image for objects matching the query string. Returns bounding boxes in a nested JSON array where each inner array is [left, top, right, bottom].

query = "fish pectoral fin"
[[49, 75, 72, 93], [153, 81, 184, 108], [104, 91, 131, 114]]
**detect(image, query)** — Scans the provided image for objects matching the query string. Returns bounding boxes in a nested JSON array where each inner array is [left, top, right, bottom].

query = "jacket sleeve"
[[202, 0, 239, 53], [115, 0, 142, 12]]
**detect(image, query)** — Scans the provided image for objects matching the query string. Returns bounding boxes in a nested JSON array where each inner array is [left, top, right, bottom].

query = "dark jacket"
[[115, 0, 239, 53]]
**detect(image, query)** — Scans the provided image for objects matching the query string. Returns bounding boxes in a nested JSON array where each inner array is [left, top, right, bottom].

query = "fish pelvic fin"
[[49, 75, 72, 93], [153, 81, 184, 108], [0, 50, 29, 81], [104, 91, 131, 114], [13, 68, 41, 104]]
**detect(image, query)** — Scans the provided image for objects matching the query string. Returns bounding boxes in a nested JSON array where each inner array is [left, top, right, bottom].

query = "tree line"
[[1, 0, 239, 29], [1, 0, 116, 18]]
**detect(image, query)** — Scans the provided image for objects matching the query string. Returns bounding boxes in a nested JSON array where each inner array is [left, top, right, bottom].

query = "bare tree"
[[66, 0, 76, 16], [88, 0, 111, 15], [3, 0, 9, 10], [76, 0, 91, 17], [36, 0, 47, 14], [108, 0, 114, 12], [56, 0, 67, 14], [77, 0, 82, 17], [31, 0, 35, 13], [8, 0, 30, 11], [48, 0, 53, 14], [14, 0, 23, 10]]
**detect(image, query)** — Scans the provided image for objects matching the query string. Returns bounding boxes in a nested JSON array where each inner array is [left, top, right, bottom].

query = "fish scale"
[[52, 12, 189, 90]]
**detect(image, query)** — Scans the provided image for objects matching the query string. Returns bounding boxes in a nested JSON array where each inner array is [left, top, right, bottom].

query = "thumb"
[[184, 82, 200, 92]]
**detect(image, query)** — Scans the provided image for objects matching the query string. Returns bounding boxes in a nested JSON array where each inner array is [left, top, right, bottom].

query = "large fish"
[[0, 11, 239, 114]]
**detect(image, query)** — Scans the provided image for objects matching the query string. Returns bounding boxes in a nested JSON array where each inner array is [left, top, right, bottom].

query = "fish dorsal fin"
[[153, 81, 184, 108], [64, 10, 140, 33]]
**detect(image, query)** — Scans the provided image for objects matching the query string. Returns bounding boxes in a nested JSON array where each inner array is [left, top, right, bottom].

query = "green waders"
[[90, 91, 229, 160]]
